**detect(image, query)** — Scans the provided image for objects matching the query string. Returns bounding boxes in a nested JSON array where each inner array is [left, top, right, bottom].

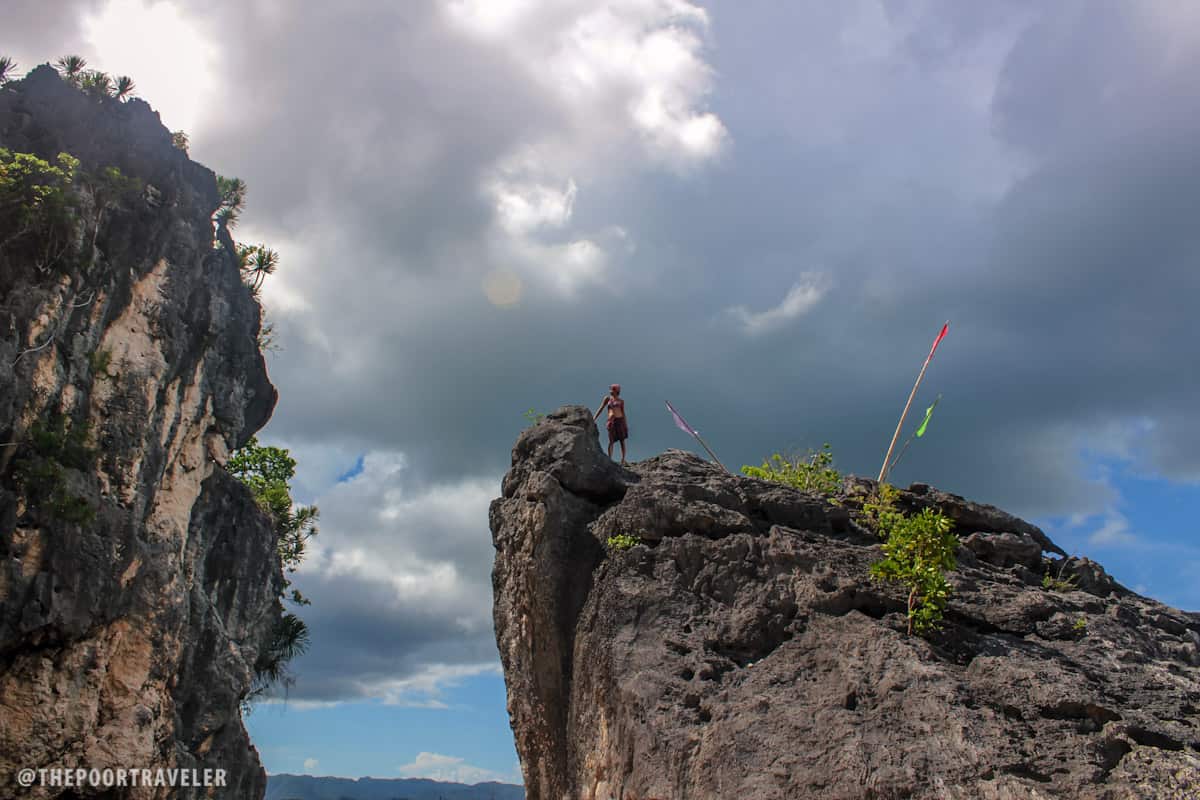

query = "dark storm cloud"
[[2, 0, 103, 73], [74, 0, 1197, 698], [184, 0, 564, 263]]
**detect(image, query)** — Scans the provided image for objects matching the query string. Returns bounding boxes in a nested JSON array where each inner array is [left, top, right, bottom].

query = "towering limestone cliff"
[[0, 66, 283, 797], [491, 406, 1200, 799]]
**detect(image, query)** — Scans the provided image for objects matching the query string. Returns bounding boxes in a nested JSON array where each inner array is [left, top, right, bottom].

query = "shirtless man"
[[594, 383, 629, 464]]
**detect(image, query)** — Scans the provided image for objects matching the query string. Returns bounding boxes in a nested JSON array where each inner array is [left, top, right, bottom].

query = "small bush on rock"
[[606, 533, 640, 551], [741, 443, 841, 497], [869, 506, 957, 636], [9, 414, 97, 524], [861, 481, 903, 536], [1042, 561, 1079, 593]]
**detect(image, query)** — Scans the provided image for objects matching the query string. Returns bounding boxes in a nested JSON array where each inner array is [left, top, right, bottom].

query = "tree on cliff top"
[[113, 75, 136, 101], [0, 56, 18, 84], [54, 55, 87, 88]]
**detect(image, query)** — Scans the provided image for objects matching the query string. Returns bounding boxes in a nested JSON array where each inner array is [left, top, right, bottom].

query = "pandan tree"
[[0, 56, 18, 84], [245, 612, 310, 706], [214, 176, 247, 232], [80, 70, 112, 99], [55, 55, 88, 87], [214, 205, 239, 230], [216, 175, 247, 214], [243, 245, 279, 292], [113, 75, 136, 101]]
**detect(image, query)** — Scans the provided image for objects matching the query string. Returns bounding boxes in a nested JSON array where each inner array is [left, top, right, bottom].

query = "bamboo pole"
[[693, 432, 728, 473], [886, 394, 942, 476], [878, 322, 948, 483], [666, 400, 729, 473]]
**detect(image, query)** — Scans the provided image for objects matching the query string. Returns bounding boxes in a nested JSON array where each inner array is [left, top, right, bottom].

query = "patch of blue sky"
[[1036, 455, 1199, 611], [246, 671, 520, 783]]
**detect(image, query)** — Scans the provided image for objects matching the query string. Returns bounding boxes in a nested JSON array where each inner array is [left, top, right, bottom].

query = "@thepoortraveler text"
[[15, 767, 227, 789]]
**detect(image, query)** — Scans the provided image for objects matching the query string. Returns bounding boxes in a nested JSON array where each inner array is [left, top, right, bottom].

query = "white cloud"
[[302, 758, 318, 771], [397, 751, 513, 784], [82, 0, 218, 134], [269, 447, 503, 703], [726, 273, 832, 335], [491, 178, 578, 236], [445, 0, 725, 171], [443, 0, 725, 304], [372, 662, 502, 707], [1087, 512, 1139, 547], [300, 452, 494, 615]]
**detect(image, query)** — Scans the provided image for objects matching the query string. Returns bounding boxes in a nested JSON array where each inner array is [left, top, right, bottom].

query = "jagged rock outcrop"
[[491, 406, 1200, 800], [0, 66, 282, 797]]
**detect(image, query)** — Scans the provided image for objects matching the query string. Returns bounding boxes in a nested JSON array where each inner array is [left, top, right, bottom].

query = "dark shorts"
[[607, 416, 628, 443]]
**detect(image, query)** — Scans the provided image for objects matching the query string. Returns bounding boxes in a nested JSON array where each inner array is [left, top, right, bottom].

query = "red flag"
[[879, 321, 950, 482], [926, 321, 949, 363]]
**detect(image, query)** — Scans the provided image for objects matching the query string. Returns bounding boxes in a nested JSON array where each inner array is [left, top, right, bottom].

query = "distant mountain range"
[[266, 774, 524, 800]]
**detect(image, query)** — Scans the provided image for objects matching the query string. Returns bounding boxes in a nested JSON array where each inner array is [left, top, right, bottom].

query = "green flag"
[[915, 394, 941, 438]]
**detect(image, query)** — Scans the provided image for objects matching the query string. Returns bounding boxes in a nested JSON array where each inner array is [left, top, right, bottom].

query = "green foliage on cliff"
[[866, 489, 957, 636], [9, 414, 97, 524], [1042, 560, 1078, 593], [228, 437, 319, 602], [0, 56, 18, 85], [861, 481, 903, 536], [247, 611, 311, 705], [49, 55, 135, 103], [236, 243, 279, 294], [55, 55, 88, 87], [741, 443, 841, 498], [216, 177, 285, 301], [523, 408, 547, 427], [606, 533, 640, 551], [1, 144, 140, 274], [88, 347, 113, 378], [743, 445, 958, 636], [0, 148, 80, 269], [215, 175, 246, 230], [229, 437, 319, 703]]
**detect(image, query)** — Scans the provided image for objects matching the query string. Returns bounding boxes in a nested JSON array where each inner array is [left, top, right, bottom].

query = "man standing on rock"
[[595, 383, 629, 465]]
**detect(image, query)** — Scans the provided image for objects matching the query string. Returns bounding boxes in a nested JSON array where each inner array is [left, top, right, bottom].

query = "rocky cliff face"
[[0, 66, 282, 797], [491, 406, 1200, 800]]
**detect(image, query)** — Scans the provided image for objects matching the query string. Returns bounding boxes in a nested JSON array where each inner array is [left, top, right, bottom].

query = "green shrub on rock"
[[741, 443, 841, 497], [9, 414, 97, 524], [869, 506, 957, 635], [606, 533, 640, 551]]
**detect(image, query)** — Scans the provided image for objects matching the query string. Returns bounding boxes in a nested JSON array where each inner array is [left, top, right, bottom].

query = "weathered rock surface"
[[492, 406, 1200, 800], [0, 66, 282, 797]]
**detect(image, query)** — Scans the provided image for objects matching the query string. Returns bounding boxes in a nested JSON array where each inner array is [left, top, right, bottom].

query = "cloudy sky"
[[7, 0, 1200, 784]]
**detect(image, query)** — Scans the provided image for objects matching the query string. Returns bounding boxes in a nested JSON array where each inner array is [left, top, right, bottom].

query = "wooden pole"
[[666, 400, 729, 473], [886, 393, 942, 476], [878, 322, 948, 483], [693, 432, 729, 473]]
